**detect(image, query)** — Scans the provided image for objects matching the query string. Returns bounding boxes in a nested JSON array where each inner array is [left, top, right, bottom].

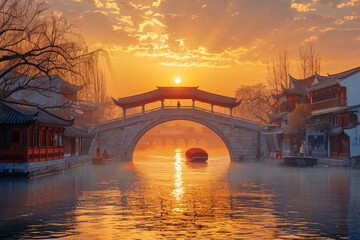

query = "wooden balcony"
[[311, 97, 346, 111]]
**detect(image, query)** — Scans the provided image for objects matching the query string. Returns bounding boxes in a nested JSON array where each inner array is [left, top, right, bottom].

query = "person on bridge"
[[177, 101, 181, 109]]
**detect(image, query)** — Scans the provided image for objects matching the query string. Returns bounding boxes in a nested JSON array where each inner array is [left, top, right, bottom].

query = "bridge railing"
[[95, 105, 263, 129]]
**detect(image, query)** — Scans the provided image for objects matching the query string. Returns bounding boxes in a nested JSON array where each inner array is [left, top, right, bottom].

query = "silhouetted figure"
[[96, 148, 102, 158], [308, 142, 313, 157], [177, 101, 181, 109], [293, 143, 298, 156], [103, 149, 109, 159], [300, 144, 304, 157]]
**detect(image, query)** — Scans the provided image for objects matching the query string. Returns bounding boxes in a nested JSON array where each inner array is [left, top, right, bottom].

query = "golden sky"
[[50, 0, 360, 97]]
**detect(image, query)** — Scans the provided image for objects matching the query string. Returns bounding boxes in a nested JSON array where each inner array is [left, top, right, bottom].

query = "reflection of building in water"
[[228, 164, 353, 238], [348, 172, 360, 237], [0, 172, 83, 238]]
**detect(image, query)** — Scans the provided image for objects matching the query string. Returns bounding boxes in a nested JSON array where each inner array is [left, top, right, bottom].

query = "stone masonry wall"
[[96, 117, 259, 162]]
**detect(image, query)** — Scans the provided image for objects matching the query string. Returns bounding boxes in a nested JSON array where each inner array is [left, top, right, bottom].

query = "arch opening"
[[131, 119, 232, 162]]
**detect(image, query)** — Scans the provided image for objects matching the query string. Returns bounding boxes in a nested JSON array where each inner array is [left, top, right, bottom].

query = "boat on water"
[[185, 148, 208, 162], [92, 156, 114, 165], [283, 156, 317, 167]]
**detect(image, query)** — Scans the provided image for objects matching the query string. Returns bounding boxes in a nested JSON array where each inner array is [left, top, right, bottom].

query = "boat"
[[283, 156, 317, 167], [185, 148, 208, 162], [92, 156, 114, 165]]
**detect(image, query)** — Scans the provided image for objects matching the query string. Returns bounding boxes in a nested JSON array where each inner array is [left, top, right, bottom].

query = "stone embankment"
[[0, 156, 91, 177]]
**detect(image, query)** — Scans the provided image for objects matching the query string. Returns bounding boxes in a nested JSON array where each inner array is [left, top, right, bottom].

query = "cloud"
[[49, 0, 360, 69], [291, 2, 317, 12]]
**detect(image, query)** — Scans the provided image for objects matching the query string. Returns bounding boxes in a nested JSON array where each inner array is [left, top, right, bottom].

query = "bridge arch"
[[93, 87, 263, 162], [127, 116, 235, 162]]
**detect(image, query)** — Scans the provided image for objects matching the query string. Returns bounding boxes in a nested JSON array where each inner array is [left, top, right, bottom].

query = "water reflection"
[[0, 147, 360, 239], [173, 148, 184, 202]]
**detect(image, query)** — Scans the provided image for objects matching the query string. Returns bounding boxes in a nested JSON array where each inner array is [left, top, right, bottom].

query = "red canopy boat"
[[185, 148, 208, 162]]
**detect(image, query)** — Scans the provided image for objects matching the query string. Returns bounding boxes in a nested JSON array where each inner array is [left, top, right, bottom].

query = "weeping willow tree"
[[0, 0, 105, 106], [80, 51, 115, 122]]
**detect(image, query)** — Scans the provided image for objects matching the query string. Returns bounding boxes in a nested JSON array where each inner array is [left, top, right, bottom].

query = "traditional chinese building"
[[0, 100, 74, 165], [306, 66, 360, 162], [267, 75, 315, 156], [64, 126, 93, 156]]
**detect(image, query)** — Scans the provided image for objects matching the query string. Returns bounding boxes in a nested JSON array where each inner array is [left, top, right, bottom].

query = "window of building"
[[0, 129, 4, 147], [49, 131, 53, 147], [22, 132, 26, 148], [6, 129, 10, 146], [54, 133, 58, 147], [337, 113, 349, 127], [11, 130, 20, 143], [59, 135, 63, 146], [29, 130, 33, 147], [34, 130, 39, 147]]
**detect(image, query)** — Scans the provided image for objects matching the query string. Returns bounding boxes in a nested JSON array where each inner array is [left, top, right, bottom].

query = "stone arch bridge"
[[89, 87, 267, 162]]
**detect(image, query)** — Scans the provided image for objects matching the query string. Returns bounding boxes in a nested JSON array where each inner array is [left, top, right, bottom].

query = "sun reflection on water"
[[172, 148, 184, 202]]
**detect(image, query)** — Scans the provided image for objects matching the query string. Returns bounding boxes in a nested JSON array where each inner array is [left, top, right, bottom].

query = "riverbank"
[[0, 156, 92, 177], [264, 155, 360, 168]]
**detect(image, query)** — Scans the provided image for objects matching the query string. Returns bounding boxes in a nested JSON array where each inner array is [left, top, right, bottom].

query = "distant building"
[[1, 71, 82, 111], [1, 70, 100, 128], [64, 126, 93, 157]]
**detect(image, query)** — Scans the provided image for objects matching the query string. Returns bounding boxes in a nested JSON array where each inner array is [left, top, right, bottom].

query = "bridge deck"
[[94, 106, 263, 133]]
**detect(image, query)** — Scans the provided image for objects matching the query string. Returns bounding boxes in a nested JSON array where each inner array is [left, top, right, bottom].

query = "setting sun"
[[175, 77, 181, 84]]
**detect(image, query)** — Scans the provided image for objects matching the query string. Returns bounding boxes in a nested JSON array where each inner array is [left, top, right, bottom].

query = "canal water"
[[1, 147, 360, 239]]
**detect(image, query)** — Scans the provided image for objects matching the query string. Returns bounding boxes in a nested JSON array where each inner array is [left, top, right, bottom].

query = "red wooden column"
[[25, 127, 29, 162]]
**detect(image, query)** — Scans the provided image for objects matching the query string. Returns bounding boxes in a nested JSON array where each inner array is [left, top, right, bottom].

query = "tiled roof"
[[328, 66, 360, 79], [307, 66, 360, 91], [306, 77, 339, 92], [64, 126, 93, 138], [113, 87, 241, 108], [267, 111, 288, 120], [286, 75, 316, 95], [271, 91, 285, 100], [1, 71, 83, 94], [0, 100, 74, 126]]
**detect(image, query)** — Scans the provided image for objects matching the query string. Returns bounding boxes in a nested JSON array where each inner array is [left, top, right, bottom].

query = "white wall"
[[340, 71, 360, 107], [345, 125, 360, 158]]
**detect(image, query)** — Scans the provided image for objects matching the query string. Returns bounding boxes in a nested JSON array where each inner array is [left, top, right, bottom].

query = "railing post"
[[161, 99, 164, 114], [141, 105, 145, 119], [230, 107, 233, 127], [122, 108, 126, 124], [192, 100, 195, 113], [211, 104, 214, 119]]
